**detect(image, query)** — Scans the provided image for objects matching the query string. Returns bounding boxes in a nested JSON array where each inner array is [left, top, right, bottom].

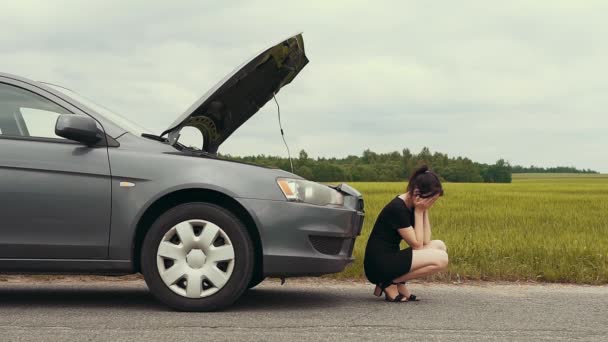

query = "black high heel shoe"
[[396, 282, 419, 301], [373, 284, 383, 297], [373, 283, 408, 302]]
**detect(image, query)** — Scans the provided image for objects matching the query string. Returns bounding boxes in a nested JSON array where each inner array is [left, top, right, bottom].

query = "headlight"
[[277, 178, 344, 206]]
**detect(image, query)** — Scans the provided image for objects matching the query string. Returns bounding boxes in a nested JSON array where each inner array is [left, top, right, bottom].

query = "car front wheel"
[[141, 202, 254, 311]]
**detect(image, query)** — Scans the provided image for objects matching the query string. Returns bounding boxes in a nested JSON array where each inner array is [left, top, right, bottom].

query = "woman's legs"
[[396, 240, 447, 295], [373, 241, 449, 300], [393, 248, 448, 283]]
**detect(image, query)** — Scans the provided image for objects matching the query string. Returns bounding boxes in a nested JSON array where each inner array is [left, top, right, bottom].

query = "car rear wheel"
[[141, 203, 254, 311]]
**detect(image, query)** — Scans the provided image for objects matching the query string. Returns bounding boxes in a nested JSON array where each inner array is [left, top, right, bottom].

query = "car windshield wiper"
[[178, 144, 218, 158], [141, 133, 169, 143]]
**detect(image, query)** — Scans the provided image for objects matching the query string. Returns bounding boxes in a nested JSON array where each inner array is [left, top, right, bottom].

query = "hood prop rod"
[[273, 93, 294, 174]]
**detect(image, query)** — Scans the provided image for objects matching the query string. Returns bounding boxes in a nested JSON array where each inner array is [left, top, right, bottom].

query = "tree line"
[[511, 165, 598, 174], [223, 147, 597, 183]]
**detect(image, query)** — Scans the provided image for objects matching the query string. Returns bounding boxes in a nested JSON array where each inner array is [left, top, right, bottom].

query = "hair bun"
[[414, 164, 429, 177], [407, 164, 443, 197]]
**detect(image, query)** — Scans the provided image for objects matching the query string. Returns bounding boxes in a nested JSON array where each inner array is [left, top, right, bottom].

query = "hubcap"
[[156, 219, 235, 298], [186, 249, 206, 269]]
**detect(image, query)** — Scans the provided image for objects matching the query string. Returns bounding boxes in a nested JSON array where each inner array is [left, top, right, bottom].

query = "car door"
[[0, 80, 111, 259]]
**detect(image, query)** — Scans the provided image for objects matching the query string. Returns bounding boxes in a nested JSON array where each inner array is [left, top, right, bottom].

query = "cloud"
[[1, 0, 606, 171]]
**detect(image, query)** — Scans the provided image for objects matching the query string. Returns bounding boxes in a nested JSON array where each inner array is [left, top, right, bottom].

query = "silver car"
[[0, 34, 364, 311]]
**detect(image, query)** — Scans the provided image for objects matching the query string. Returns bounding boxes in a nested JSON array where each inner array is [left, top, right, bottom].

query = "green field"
[[335, 174, 608, 284]]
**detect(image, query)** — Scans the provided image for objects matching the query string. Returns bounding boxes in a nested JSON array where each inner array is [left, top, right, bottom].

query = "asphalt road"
[[0, 278, 606, 342]]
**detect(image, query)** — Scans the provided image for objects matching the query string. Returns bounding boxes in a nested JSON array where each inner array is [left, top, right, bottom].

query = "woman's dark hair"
[[407, 164, 444, 198]]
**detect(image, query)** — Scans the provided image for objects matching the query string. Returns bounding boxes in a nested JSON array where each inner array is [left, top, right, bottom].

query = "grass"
[[334, 174, 608, 284]]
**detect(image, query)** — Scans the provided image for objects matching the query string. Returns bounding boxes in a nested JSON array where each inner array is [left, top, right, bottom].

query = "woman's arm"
[[423, 210, 431, 246], [398, 209, 425, 250], [399, 196, 431, 250], [423, 195, 439, 245]]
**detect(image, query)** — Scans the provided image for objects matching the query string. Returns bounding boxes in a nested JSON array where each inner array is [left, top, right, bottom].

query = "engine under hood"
[[161, 33, 308, 153]]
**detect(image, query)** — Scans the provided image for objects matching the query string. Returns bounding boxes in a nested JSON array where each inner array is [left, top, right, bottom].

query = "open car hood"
[[161, 33, 308, 153]]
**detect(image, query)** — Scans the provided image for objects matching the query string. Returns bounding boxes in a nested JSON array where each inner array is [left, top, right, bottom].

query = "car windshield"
[[43, 83, 152, 136]]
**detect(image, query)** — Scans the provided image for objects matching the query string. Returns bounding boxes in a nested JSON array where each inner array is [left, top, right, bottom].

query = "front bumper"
[[237, 183, 364, 277]]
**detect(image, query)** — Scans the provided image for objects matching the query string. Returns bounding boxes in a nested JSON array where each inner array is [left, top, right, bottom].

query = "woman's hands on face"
[[428, 195, 440, 209], [414, 194, 440, 211]]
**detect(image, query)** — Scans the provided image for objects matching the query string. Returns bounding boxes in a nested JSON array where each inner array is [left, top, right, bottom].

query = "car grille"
[[309, 236, 344, 255]]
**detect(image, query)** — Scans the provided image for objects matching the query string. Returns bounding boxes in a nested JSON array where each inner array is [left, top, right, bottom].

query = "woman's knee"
[[436, 250, 449, 269], [424, 240, 447, 252], [433, 240, 447, 252]]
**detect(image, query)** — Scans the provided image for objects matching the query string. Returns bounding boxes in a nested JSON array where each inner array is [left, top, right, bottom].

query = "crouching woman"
[[363, 165, 448, 302]]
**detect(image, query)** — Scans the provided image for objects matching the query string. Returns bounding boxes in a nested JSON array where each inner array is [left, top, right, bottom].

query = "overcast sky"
[[1, 1, 606, 171]]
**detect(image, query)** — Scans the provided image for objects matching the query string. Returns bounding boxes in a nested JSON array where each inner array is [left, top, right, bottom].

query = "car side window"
[[0, 83, 71, 139]]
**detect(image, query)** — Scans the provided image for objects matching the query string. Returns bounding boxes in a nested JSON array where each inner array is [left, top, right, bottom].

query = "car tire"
[[141, 202, 254, 311]]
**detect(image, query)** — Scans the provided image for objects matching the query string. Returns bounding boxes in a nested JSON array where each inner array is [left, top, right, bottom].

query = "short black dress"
[[364, 196, 415, 285]]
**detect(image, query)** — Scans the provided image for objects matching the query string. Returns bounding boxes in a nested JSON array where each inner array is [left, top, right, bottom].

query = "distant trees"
[[511, 165, 598, 174], [480, 159, 512, 183], [224, 148, 596, 183]]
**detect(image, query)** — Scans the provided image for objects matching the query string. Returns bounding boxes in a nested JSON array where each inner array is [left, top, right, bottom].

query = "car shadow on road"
[[0, 283, 349, 312], [0, 285, 164, 310]]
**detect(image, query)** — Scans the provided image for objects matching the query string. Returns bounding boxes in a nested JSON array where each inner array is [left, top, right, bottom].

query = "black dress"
[[363, 196, 415, 284]]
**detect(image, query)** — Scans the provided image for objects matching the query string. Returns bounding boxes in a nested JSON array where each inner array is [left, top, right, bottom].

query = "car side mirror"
[[55, 114, 103, 146]]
